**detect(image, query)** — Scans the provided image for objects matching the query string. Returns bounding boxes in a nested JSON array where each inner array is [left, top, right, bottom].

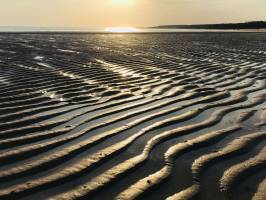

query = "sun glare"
[[105, 27, 139, 33], [110, 0, 134, 6]]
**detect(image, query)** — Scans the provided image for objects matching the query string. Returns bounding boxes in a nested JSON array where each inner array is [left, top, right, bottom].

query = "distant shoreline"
[[0, 21, 266, 33], [0, 29, 266, 34], [151, 21, 266, 30]]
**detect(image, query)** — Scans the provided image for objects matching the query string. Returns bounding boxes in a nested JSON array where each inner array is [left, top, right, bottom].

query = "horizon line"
[[0, 20, 265, 30]]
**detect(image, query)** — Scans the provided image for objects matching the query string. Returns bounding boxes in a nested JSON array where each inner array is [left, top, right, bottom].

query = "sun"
[[105, 27, 139, 33], [110, 0, 134, 6]]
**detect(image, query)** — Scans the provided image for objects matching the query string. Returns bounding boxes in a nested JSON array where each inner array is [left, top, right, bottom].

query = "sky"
[[0, 0, 265, 28]]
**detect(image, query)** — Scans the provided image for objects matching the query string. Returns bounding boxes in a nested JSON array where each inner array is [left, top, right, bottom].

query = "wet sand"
[[0, 33, 265, 200]]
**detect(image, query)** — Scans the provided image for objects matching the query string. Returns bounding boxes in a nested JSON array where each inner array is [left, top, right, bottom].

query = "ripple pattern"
[[0, 33, 265, 200]]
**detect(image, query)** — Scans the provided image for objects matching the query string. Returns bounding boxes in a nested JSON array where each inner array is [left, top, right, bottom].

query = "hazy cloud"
[[0, 0, 265, 27]]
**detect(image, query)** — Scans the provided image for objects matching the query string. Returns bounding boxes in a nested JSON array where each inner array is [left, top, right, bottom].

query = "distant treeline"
[[152, 21, 266, 30]]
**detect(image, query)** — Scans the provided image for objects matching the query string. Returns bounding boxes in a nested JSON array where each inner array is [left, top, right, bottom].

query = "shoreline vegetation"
[[151, 21, 266, 30]]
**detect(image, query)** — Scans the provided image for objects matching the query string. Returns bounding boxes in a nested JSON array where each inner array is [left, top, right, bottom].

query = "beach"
[[0, 32, 265, 200]]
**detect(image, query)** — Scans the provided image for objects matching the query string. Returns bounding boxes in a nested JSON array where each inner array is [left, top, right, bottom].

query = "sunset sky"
[[0, 0, 265, 28]]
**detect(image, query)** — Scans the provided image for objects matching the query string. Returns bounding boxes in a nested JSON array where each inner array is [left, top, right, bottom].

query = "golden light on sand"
[[105, 27, 139, 33]]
